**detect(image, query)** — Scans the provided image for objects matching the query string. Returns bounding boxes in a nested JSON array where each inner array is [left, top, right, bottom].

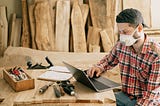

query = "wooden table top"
[[0, 47, 121, 106], [0, 68, 117, 106]]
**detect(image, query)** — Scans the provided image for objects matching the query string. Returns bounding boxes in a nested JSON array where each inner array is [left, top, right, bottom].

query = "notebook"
[[37, 66, 72, 81], [63, 61, 121, 92]]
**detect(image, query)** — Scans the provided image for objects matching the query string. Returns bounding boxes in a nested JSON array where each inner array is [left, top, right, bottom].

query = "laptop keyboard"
[[90, 78, 110, 90]]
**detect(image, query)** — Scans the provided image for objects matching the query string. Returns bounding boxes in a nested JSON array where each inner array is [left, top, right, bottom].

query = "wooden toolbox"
[[3, 68, 35, 92]]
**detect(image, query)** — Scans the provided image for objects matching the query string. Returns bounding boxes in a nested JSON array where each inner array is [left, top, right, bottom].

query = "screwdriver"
[[53, 85, 61, 98], [39, 82, 54, 94]]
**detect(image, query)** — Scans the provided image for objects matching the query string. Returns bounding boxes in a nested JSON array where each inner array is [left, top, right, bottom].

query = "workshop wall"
[[0, 0, 22, 20]]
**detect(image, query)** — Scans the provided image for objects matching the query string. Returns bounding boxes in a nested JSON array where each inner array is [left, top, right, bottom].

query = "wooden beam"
[[55, 0, 70, 52]]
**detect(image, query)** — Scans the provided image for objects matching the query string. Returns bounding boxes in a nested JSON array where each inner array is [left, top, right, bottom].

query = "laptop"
[[63, 61, 121, 92]]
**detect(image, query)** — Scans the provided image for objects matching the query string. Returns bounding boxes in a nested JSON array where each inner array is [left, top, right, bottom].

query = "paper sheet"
[[37, 66, 72, 81]]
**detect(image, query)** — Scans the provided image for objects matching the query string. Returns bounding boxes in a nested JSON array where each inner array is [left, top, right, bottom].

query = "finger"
[[87, 68, 91, 75], [96, 69, 101, 77], [90, 68, 96, 78]]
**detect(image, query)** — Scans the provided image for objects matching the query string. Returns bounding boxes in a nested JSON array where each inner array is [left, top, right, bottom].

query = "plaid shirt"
[[97, 35, 160, 106]]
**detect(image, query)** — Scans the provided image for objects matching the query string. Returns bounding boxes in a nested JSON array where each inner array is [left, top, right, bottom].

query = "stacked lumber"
[[1, 0, 123, 53], [24, 0, 119, 52]]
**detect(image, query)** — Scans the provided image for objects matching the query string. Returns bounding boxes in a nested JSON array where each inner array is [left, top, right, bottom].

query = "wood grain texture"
[[100, 30, 113, 52], [55, 0, 70, 52], [71, 2, 87, 52], [12, 18, 22, 47], [27, 0, 37, 49], [21, 0, 31, 48], [34, 1, 55, 51], [0, 6, 8, 57], [87, 26, 101, 52], [80, 4, 89, 27], [89, 0, 107, 29]]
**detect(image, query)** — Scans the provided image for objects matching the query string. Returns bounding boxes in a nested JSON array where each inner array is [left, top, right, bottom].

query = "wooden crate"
[[3, 68, 35, 92]]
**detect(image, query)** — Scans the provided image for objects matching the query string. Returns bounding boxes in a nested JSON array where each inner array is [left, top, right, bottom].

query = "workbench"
[[0, 47, 121, 106]]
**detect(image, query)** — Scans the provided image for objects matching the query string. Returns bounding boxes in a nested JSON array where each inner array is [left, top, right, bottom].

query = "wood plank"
[[0, 6, 8, 57], [70, 4, 89, 52], [105, 17, 114, 45], [48, 0, 57, 42], [80, 4, 89, 27], [13, 18, 22, 47], [21, 0, 31, 48], [55, 0, 70, 52], [71, 0, 84, 6], [87, 26, 101, 52], [88, 44, 100, 53], [9, 13, 16, 46], [123, 0, 151, 27], [34, 1, 55, 51], [71, 1, 87, 52], [89, 0, 107, 29], [100, 30, 113, 52], [111, 0, 119, 44], [9, 14, 22, 47], [27, 0, 37, 49]]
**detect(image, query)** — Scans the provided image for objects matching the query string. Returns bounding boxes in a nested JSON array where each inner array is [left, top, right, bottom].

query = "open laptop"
[[63, 61, 121, 92]]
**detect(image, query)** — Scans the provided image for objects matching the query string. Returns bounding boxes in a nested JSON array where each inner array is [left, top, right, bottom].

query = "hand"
[[87, 66, 103, 78]]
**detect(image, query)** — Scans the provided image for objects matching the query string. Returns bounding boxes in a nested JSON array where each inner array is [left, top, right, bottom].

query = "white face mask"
[[119, 27, 141, 46]]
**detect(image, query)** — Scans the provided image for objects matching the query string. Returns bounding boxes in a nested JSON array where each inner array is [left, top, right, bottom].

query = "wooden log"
[[71, 1, 87, 52], [100, 30, 113, 52], [55, 0, 70, 52], [87, 26, 101, 52], [0, 6, 8, 57], [21, 0, 31, 48], [34, 1, 55, 51]]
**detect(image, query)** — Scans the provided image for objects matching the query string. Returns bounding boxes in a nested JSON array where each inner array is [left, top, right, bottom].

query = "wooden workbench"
[[0, 47, 121, 106]]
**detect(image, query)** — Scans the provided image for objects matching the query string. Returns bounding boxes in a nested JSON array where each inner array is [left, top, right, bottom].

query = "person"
[[87, 8, 160, 106]]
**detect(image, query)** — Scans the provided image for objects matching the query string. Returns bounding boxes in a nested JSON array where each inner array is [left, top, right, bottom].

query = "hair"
[[116, 8, 146, 28]]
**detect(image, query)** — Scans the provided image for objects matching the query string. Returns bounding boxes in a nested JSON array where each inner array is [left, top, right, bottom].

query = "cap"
[[116, 8, 148, 28]]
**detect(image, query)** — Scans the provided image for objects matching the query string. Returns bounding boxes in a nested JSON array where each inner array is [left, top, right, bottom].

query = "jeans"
[[115, 92, 137, 106]]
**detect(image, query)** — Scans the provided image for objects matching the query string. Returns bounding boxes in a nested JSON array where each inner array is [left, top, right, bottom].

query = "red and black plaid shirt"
[[97, 35, 160, 106]]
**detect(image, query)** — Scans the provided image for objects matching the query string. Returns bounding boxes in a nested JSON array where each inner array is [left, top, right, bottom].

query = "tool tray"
[[3, 68, 35, 92]]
